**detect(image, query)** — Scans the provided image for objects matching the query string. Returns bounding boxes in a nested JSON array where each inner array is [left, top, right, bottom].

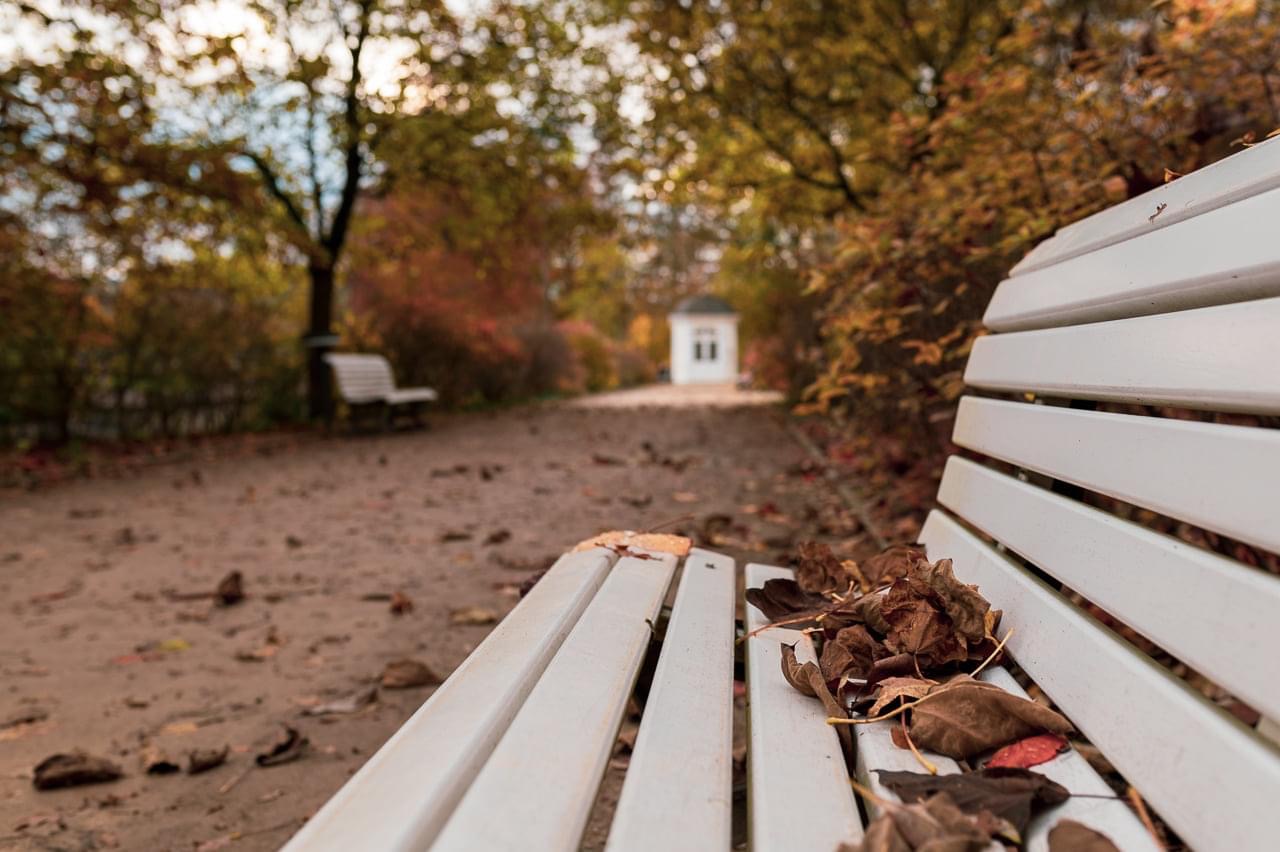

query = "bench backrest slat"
[[953, 397, 1280, 553], [324, 354, 397, 403], [937, 137, 1280, 852], [938, 455, 1280, 719], [987, 184, 1280, 331], [965, 296, 1280, 414], [1010, 136, 1280, 278], [920, 511, 1280, 851]]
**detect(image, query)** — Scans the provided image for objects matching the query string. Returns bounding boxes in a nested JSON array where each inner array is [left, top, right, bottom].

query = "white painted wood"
[[606, 549, 736, 852], [744, 563, 863, 850], [281, 548, 617, 852], [432, 551, 679, 852], [989, 184, 1280, 331], [952, 396, 1280, 555], [919, 510, 1280, 852], [965, 296, 1280, 414], [1010, 136, 1280, 278], [977, 668, 1159, 852], [938, 454, 1280, 718], [325, 353, 437, 406]]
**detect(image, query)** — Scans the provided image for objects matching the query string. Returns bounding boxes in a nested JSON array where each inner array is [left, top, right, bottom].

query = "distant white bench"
[[324, 353, 437, 427], [285, 141, 1280, 850]]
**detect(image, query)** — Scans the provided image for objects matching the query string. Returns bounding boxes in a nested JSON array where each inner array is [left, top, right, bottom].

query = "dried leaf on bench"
[[255, 726, 308, 767], [744, 578, 828, 622], [380, 659, 441, 689], [876, 767, 1070, 834], [839, 793, 993, 852], [907, 676, 1073, 759], [33, 752, 123, 790], [880, 559, 992, 667], [986, 733, 1070, 769], [795, 541, 855, 593], [819, 624, 885, 683], [781, 643, 851, 753], [861, 544, 930, 586], [868, 677, 934, 716], [572, 530, 691, 557], [1048, 819, 1122, 852]]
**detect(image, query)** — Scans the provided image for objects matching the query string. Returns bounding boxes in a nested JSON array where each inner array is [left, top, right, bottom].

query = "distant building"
[[668, 295, 739, 385]]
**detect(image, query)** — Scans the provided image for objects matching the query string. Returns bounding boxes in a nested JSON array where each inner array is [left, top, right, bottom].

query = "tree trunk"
[[306, 262, 336, 421]]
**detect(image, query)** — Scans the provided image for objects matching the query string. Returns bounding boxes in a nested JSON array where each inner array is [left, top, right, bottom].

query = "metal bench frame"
[[286, 139, 1280, 851]]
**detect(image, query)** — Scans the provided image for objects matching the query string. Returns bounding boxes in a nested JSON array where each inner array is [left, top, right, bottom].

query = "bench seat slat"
[[1010, 137, 1280, 278], [965, 297, 1280, 414], [431, 551, 679, 852], [976, 668, 1159, 852], [988, 182, 1280, 331], [953, 396, 1280, 554], [280, 549, 617, 852], [606, 549, 736, 852], [744, 563, 864, 850], [938, 454, 1280, 718], [920, 510, 1280, 852]]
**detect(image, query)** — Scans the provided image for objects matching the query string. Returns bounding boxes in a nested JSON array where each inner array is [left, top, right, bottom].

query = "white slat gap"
[[965, 296, 1280, 414], [431, 551, 679, 852], [745, 563, 864, 850], [938, 454, 1280, 718], [606, 549, 736, 852], [281, 548, 617, 852], [920, 510, 1280, 852], [977, 668, 1159, 852], [1009, 137, 1280, 279], [952, 397, 1280, 555]]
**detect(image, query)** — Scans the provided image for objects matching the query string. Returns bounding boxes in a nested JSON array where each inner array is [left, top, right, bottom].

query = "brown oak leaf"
[[907, 676, 1073, 759], [780, 643, 851, 753], [795, 541, 855, 593], [876, 767, 1070, 834], [819, 624, 886, 684], [881, 559, 991, 667], [862, 544, 930, 586], [868, 677, 935, 716], [838, 793, 993, 852], [1048, 819, 1123, 851]]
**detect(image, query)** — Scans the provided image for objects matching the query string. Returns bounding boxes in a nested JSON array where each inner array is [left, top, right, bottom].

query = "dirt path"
[[0, 401, 870, 851]]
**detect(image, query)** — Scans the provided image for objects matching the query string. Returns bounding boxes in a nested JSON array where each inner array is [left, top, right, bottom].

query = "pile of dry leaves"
[[750, 542, 1127, 852]]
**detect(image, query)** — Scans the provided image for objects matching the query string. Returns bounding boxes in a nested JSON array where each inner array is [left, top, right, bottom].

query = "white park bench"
[[324, 353, 438, 427], [285, 141, 1280, 850]]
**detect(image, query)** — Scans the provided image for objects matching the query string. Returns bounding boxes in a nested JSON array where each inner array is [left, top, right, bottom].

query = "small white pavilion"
[[668, 295, 739, 385]]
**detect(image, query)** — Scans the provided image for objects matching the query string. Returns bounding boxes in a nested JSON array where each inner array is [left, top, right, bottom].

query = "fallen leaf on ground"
[[284, 535, 303, 549], [187, 746, 229, 774], [671, 491, 699, 503], [839, 793, 993, 852], [215, 571, 245, 606], [302, 686, 378, 716], [380, 659, 442, 689], [986, 733, 1070, 769], [449, 606, 498, 625], [389, 591, 414, 615], [876, 767, 1070, 834], [256, 727, 308, 767], [2, 707, 49, 729], [906, 676, 1073, 759], [33, 752, 123, 790], [591, 453, 626, 466], [160, 721, 200, 736], [484, 529, 512, 545], [1048, 819, 1123, 851], [439, 530, 472, 542], [140, 745, 180, 775]]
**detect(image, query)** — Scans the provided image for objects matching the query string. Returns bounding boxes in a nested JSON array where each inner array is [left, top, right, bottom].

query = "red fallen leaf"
[[987, 733, 1070, 769]]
